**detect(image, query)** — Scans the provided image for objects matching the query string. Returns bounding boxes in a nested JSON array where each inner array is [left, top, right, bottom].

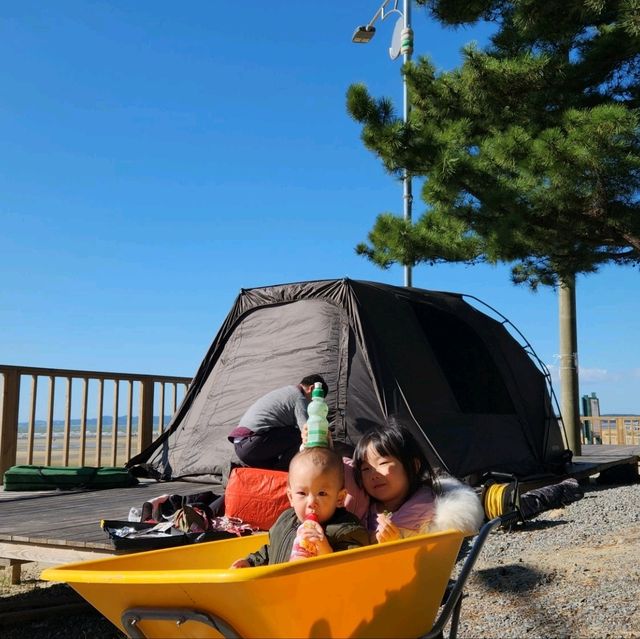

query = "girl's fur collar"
[[430, 476, 485, 534]]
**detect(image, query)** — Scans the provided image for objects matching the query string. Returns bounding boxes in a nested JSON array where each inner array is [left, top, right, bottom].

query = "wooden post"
[[95, 379, 104, 467], [138, 379, 154, 454], [110, 380, 119, 467], [0, 370, 20, 482], [44, 376, 55, 466], [125, 381, 133, 461], [1, 558, 26, 585]]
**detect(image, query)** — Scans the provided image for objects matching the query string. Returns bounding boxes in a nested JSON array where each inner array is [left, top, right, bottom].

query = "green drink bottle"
[[305, 382, 329, 447]]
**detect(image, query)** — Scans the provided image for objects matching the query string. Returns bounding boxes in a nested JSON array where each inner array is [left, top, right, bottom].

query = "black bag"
[[101, 519, 247, 551]]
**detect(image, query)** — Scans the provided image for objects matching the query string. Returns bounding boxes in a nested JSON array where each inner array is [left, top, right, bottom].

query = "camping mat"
[[3, 465, 139, 491]]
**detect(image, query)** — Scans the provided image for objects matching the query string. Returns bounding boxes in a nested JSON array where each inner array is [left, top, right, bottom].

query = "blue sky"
[[1, 1, 638, 415]]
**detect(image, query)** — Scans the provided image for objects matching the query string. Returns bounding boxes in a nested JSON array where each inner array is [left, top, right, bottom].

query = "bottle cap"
[[311, 381, 324, 398]]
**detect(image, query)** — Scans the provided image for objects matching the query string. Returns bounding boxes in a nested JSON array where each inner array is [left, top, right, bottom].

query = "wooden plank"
[[580, 443, 640, 457], [79, 378, 88, 465], [572, 455, 638, 471], [0, 558, 26, 585], [95, 379, 104, 466], [62, 377, 72, 466], [44, 376, 55, 466], [6, 534, 109, 550], [110, 380, 119, 466], [0, 540, 115, 565], [7, 562, 20, 585], [0, 370, 20, 481], [26, 375, 37, 465], [125, 381, 134, 461], [0, 364, 190, 386], [0, 558, 27, 567], [138, 379, 154, 453], [519, 447, 639, 491]]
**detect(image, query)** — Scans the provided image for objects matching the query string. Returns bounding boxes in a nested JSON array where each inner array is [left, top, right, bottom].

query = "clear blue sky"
[[1, 1, 638, 414]]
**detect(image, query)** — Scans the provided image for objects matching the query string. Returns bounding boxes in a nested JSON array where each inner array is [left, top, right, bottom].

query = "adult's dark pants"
[[233, 427, 302, 471]]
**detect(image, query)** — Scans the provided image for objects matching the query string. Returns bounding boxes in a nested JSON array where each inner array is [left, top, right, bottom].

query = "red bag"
[[224, 467, 289, 531]]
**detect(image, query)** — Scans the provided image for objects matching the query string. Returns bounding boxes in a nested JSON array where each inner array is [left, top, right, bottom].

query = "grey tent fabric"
[[127, 279, 569, 486]]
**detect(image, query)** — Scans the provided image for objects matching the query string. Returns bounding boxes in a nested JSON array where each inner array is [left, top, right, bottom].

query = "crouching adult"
[[227, 374, 328, 471]]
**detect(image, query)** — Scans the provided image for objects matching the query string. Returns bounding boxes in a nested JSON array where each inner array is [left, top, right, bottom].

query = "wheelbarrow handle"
[[122, 607, 241, 639]]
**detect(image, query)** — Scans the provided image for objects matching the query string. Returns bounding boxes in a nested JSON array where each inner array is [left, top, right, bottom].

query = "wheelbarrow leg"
[[448, 595, 463, 638]]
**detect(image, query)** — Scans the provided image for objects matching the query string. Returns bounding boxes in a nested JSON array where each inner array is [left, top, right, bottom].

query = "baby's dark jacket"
[[246, 507, 369, 566]]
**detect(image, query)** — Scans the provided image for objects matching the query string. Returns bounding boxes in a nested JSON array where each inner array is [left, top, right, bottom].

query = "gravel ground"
[[0, 576, 125, 639], [1, 479, 638, 638], [456, 481, 640, 639]]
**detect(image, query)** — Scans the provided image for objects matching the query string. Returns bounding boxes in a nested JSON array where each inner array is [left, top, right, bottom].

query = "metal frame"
[[421, 516, 509, 638]]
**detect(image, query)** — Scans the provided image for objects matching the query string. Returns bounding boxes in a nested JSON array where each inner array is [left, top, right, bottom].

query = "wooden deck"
[[0, 445, 638, 584], [571, 444, 640, 478], [518, 444, 640, 491], [0, 478, 221, 583]]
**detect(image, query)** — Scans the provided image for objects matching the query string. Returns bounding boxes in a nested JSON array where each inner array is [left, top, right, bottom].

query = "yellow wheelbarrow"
[[41, 517, 506, 638]]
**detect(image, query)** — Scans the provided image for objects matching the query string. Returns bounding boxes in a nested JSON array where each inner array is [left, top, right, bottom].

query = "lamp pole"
[[353, 0, 414, 287]]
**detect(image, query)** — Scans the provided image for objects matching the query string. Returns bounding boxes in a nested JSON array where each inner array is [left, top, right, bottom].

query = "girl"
[[353, 423, 484, 543]]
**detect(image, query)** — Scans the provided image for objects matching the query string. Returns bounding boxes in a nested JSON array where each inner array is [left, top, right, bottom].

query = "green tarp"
[[3, 465, 138, 491]]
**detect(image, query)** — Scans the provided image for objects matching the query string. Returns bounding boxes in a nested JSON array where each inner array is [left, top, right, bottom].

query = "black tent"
[[128, 279, 569, 485]]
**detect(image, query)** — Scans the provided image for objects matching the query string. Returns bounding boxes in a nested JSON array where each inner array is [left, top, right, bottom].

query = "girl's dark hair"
[[353, 419, 438, 498]]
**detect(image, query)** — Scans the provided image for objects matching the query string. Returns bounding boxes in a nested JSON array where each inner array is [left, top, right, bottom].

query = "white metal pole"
[[402, 0, 413, 287]]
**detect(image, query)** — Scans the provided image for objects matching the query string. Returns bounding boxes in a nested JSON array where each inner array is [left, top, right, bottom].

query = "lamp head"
[[352, 25, 376, 43]]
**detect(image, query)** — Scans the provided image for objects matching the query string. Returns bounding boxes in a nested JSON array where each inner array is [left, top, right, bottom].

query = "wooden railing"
[[2, 363, 636, 482], [0, 364, 191, 481], [580, 415, 640, 445]]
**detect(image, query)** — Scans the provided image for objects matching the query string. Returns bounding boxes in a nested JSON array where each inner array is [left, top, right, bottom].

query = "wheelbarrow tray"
[[42, 527, 465, 638]]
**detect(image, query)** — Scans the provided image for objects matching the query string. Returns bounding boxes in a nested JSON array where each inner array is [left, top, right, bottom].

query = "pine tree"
[[347, 0, 640, 451]]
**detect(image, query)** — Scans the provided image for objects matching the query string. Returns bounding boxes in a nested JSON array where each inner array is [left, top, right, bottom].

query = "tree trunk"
[[558, 274, 582, 456]]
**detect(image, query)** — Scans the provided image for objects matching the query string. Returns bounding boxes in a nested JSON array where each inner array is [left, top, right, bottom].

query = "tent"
[[128, 279, 569, 486]]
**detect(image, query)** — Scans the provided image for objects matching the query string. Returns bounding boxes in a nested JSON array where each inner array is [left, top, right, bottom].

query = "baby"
[[231, 447, 369, 567]]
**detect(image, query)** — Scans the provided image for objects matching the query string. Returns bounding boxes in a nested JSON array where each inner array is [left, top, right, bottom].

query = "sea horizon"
[[17, 415, 171, 434]]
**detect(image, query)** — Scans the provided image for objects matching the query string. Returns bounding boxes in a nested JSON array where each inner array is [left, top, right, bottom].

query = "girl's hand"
[[230, 558, 251, 569], [299, 520, 333, 555], [375, 512, 401, 544], [300, 423, 334, 450]]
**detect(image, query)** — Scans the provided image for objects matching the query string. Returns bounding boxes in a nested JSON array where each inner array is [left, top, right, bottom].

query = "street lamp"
[[352, 0, 414, 288]]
